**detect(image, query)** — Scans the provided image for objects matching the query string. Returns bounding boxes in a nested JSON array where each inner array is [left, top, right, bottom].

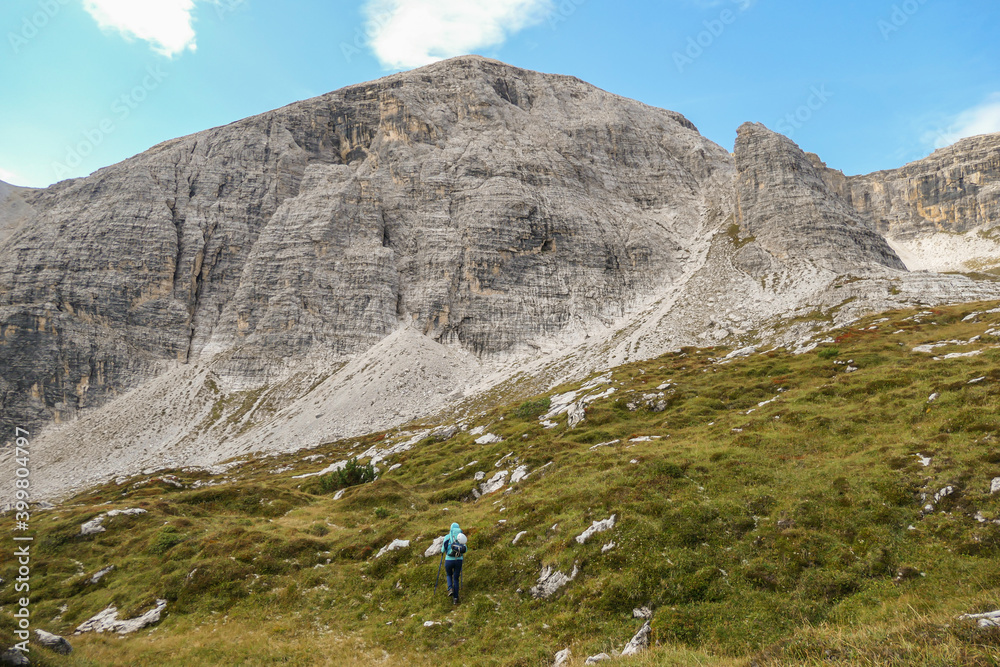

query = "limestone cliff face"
[[0, 56, 731, 433], [733, 123, 906, 273], [845, 134, 1000, 239]]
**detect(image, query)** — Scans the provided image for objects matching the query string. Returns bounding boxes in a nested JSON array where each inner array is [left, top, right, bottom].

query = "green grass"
[[4, 300, 1000, 665]]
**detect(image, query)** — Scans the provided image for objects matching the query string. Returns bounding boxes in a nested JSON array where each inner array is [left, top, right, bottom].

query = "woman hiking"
[[441, 522, 468, 604]]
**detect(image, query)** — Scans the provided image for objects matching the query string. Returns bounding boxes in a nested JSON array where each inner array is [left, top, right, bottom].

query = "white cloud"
[[931, 93, 1000, 149], [0, 167, 26, 186], [363, 0, 554, 70], [83, 0, 198, 57]]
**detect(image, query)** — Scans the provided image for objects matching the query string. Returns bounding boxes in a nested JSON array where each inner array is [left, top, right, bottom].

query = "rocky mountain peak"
[[734, 122, 906, 272]]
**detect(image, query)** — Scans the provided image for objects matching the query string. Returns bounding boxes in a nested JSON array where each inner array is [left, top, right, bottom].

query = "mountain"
[[1, 56, 1000, 501]]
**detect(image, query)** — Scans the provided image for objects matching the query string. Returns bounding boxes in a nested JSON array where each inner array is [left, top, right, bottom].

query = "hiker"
[[441, 522, 468, 604]]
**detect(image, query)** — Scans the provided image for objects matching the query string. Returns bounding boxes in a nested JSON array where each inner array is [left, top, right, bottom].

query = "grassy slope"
[[4, 301, 1000, 666]]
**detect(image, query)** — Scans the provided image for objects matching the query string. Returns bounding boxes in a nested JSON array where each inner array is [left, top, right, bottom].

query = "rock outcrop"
[[734, 122, 906, 273]]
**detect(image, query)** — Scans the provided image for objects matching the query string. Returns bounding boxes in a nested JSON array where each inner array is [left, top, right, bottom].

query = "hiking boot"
[[446, 587, 453, 596], [452, 597, 459, 605]]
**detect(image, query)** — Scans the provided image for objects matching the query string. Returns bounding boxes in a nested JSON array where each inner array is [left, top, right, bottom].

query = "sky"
[[1, 0, 998, 188]]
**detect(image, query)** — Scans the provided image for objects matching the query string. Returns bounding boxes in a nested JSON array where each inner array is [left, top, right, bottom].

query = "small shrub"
[[511, 397, 551, 420], [149, 525, 185, 555], [817, 347, 840, 360], [305, 522, 330, 536], [314, 458, 377, 494], [373, 506, 390, 519]]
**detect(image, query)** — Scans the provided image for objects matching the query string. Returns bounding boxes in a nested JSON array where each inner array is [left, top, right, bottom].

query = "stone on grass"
[[585, 654, 612, 664], [74, 599, 167, 635], [632, 606, 652, 619], [553, 648, 571, 666], [530, 563, 579, 599], [80, 508, 147, 536], [567, 401, 586, 428], [512, 531, 528, 545], [991, 477, 1000, 495], [375, 539, 410, 558], [0, 649, 29, 666], [621, 620, 652, 655], [34, 630, 71, 655], [424, 535, 447, 557], [959, 610, 1000, 628], [576, 515, 616, 544], [479, 470, 508, 495], [80, 517, 106, 536], [89, 565, 115, 584], [475, 433, 503, 445]]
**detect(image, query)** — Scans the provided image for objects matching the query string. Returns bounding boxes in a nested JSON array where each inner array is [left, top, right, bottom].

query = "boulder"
[[33, 630, 71, 655], [621, 620, 651, 656], [0, 650, 29, 666], [585, 654, 612, 664], [375, 539, 410, 558], [576, 515, 617, 544], [553, 648, 572, 666], [530, 563, 578, 599], [424, 535, 447, 558], [75, 599, 167, 635]]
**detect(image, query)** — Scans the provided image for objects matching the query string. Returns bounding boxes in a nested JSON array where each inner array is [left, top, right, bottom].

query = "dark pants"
[[445, 559, 463, 599]]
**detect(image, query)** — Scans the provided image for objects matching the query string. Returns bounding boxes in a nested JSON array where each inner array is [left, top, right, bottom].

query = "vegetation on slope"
[[3, 301, 1000, 666]]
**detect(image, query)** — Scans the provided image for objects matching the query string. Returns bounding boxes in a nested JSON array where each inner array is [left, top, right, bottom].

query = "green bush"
[[817, 347, 840, 360], [511, 397, 551, 420], [315, 458, 377, 494]]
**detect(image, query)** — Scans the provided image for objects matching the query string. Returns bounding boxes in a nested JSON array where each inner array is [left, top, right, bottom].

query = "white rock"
[[933, 486, 954, 503], [333, 488, 346, 500], [375, 539, 410, 558], [292, 459, 347, 479], [915, 453, 932, 467], [959, 610, 1000, 628], [474, 471, 486, 481], [589, 440, 620, 450], [991, 478, 1000, 495], [585, 654, 613, 664], [89, 565, 115, 584], [601, 541, 616, 553], [530, 563, 578, 599], [469, 426, 486, 436], [512, 531, 528, 545], [928, 392, 939, 402], [725, 346, 757, 360], [34, 629, 72, 654], [424, 535, 447, 558], [576, 515, 616, 544], [968, 376, 987, 384], [80, 516, 106, 536], [479, 470, 508, 495], [75, 599, 167, 635], [632, 606, 652, 619], [106, 508, 147, 518], [423, 620, 440, 628], [567, 401, 586, 428], [475, 433, 503, 445], [621, 620, 652, 655], [510, 465, 530, 484], [553, 647, 572, 666]]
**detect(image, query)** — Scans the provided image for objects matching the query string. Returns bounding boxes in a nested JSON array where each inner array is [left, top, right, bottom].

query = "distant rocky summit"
[[1, 56, 999, 500]]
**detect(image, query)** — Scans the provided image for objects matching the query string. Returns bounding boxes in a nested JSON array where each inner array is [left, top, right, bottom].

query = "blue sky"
[[2, 0, 998, 188]]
